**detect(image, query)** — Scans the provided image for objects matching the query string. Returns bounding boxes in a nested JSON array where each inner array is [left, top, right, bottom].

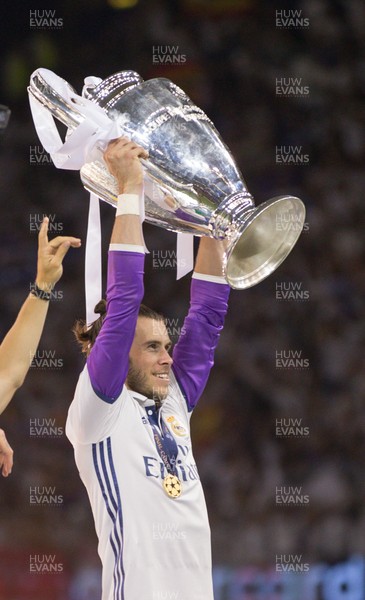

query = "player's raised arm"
[[80, 138, 148, 402], [0, 218, 81, 416], [172, 237, 230, 410]]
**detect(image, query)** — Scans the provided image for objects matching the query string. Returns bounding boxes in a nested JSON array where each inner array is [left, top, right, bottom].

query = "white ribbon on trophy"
[[29, 68, 193, 325]]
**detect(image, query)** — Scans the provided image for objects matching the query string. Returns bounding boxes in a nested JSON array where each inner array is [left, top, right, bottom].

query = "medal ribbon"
[[146, 410, 178, 477]]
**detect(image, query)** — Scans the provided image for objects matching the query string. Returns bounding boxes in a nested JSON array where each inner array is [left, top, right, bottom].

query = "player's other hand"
[[104, 137, 149, 195], [0, 429, 13, 477], [35, 218, 81, 293]]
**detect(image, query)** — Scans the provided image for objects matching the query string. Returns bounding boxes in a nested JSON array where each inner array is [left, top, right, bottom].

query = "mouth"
[[153, 373, 169, 382]]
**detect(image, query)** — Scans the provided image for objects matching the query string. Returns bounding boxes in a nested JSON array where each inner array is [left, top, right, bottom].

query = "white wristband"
[[116, 193, 140, 216]]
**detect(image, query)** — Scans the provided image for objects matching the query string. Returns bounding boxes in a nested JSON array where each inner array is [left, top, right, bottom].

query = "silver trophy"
[[28, 69, 305, 289]]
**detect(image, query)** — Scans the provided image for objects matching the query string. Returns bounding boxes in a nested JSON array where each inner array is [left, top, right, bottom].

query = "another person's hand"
[[0, 429, 13, 477], [104, 137, 148, 195], [36, 218, 81, 292]]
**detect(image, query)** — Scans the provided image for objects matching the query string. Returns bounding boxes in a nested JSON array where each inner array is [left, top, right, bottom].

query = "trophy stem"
[[210, 192, 255, 240], [215, 195, 306, 289]]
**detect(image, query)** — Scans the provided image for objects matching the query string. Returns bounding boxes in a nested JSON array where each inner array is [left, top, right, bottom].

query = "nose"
[[159, 348, 173, 366]]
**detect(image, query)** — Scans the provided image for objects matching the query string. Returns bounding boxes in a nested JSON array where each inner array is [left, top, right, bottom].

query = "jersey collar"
[[130, 390, 155, 407]]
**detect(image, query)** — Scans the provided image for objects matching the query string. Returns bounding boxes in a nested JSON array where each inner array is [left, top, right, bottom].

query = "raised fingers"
[[38, 217, 49, 250], [47, 236, 81, 251]]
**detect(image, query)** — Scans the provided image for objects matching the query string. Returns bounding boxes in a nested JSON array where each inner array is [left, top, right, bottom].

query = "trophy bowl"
[[29, 69, 306, 288]]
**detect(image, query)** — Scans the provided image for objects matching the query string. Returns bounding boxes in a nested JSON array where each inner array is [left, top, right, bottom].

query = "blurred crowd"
[[0, 0, 364, 596]]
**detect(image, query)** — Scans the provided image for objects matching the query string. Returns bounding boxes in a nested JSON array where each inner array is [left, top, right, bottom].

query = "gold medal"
[[163, 474, 182, 499]]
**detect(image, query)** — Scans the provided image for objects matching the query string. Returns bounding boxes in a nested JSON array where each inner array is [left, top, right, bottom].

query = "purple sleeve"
[[86, 250, 145, 402], [172, 277, 230, 411]]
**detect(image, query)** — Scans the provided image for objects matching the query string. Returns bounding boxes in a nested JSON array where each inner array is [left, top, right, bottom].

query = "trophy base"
[[225, 196, 306, 289]]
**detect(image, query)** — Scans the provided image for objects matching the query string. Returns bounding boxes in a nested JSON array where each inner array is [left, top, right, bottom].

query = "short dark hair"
[[73, 301, 165, 356], [138, 304, 165, 322]]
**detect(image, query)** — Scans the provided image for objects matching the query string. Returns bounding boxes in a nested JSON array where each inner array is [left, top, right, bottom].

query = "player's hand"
[[35, 218, 81, 292], [104, 137, 149, 195], [0, 429, 13, 477]]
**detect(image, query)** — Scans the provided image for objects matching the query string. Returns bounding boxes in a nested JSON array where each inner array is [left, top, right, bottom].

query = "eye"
[[148, 343, 159, 350]]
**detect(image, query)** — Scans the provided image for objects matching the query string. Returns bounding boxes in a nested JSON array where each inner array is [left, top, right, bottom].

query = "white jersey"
[[66, 365, 214, 600]]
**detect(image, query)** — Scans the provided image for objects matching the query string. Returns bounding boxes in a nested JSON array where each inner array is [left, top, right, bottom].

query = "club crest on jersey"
[[167, 416, 187, 437]]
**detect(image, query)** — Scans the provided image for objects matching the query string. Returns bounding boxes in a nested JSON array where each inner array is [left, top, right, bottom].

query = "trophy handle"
[[28, 70, 85, 130]]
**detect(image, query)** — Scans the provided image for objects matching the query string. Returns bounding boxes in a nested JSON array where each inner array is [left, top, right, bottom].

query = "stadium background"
[[0, 0, 364, 598]]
